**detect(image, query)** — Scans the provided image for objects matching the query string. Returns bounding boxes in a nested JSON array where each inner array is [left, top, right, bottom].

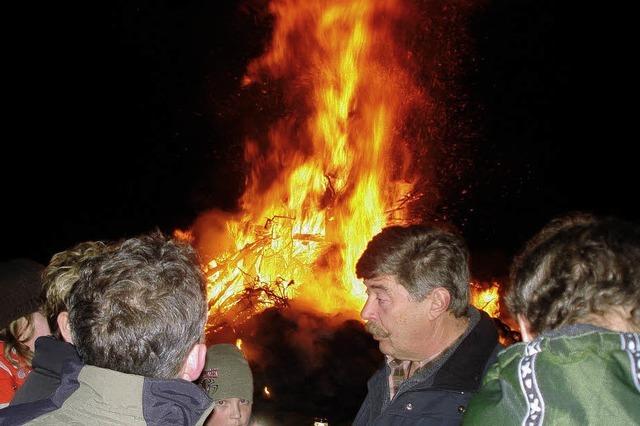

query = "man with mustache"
[[353, 225, 501, 425]]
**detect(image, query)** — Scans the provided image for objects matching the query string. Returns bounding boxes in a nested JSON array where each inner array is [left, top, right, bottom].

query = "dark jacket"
[[0, 356, 214, 425], [10, 336, 80, 405], [353, 309, 501, 425]]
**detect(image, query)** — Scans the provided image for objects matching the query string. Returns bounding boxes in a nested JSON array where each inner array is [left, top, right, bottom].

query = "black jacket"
[[353, 309, 501, 425], [10, 336, 81, 405]]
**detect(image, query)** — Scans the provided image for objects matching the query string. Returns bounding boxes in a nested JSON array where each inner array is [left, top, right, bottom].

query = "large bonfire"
[[177, 0, 499, 335]]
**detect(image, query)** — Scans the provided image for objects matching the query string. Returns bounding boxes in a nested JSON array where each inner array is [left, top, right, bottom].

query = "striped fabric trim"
[[0, 359, 13, 377], [518, 339, 545, 426], [620, 333, 640, 392]]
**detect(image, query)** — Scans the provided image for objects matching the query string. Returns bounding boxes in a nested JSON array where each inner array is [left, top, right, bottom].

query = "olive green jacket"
[[1, 361, 215, 425], [463, 325, 640, 425]]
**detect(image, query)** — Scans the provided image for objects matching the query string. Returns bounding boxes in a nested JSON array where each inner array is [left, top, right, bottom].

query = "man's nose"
[[360, 297, 376, 321]]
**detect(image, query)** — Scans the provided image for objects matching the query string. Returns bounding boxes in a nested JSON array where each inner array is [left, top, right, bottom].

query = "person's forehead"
[[363, 275, 400, 291]]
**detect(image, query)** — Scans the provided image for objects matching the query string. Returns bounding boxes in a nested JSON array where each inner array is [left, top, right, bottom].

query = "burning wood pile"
[[187, 0, 429, 337], [173, 0, 519, 422]]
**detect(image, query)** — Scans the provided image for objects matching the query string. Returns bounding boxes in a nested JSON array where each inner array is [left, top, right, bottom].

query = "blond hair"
[[42, 241, 108, 332], [0, 315, 35, 368]]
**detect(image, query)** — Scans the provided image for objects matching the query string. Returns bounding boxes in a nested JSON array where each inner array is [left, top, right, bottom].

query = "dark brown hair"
[[507, 213, 640, 333], [356, 224, 470, 317]]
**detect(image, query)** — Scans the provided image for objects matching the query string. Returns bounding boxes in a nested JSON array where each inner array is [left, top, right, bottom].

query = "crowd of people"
[[0, 212, 638, 425]]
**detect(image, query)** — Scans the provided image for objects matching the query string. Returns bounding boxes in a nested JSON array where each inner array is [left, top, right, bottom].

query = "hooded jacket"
[[0, 342, 31, 408], [10, 336, 80, 405], [0, 356, 214, 425], [463, 324, 640, 425]]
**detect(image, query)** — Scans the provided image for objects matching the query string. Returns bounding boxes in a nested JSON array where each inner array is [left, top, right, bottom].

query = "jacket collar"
[[32, 335, 81, 374], [74, 364, 213, 424], [431, 308, 500, 391]]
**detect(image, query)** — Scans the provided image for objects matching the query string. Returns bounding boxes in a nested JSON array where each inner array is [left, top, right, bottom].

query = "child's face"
[[206, 397, 252, 426]]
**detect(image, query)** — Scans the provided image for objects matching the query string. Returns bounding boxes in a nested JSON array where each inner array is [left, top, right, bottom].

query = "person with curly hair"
[[464, 214, 640, 425], [1, 232, 214, 425], [10, 241, 107, 405]]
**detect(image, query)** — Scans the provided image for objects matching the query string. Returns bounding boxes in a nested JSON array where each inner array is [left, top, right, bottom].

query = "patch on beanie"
[[200, 368, 219, 395]]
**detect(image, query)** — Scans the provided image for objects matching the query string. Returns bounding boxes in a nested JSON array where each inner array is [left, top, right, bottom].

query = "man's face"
[[360, 275, 432, 360], [205, 398, 252, 426]]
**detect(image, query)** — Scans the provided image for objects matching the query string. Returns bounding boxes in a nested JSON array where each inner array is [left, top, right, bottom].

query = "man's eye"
[[216, 400, 227, 406], [377, 296, 389, 304], [240, 399, 251, 405]]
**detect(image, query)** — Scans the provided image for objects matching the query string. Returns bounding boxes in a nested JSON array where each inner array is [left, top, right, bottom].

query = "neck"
[[420, 313, 469, 362], [583, 310, 640, 333]]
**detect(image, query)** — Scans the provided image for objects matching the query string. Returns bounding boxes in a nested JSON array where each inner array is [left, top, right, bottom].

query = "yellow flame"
[[263, 386, 271, 398], [196, 0, 422, 334], [235, 338, 243, 350], [470, 281, 501, 318]]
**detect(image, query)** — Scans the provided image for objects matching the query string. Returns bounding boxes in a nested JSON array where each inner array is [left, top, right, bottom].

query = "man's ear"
[[179, 343, 207, 381], [57, 311, 73, 344], [517, 314, 536, 342], [426, 287, 451, 319]]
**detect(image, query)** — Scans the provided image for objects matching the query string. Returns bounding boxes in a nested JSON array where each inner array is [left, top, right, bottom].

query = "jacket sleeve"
[[462, 357, 526, 425]]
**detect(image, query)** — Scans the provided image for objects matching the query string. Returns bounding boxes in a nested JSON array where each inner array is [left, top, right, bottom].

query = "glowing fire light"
[[235, 338, 243, 350], [263, 386, 271, 398], [193, 0, 428, 334], [470, 281, 501, 318]]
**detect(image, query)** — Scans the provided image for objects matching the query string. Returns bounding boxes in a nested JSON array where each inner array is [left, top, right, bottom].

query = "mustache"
[[365, 321, 390, 338]]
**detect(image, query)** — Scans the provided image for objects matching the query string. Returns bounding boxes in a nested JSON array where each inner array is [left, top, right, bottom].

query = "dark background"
[[4, 0, 637, 273], [3, 1, 636, 423]]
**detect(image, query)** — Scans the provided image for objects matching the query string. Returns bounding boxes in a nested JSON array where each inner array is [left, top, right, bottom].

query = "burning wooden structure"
[[174, 0, 518, 423]]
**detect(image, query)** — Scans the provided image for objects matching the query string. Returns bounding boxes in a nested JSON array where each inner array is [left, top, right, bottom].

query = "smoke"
[[208, 302, 383, 424], [190, 208, 239, 261]]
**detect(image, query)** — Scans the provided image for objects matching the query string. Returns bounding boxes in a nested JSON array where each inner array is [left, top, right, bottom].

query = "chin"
[[378, 341, 393, 356]]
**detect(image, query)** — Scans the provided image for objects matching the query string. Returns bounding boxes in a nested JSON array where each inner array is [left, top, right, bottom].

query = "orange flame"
[[235, 338, 243, 350], [470, 281, 501, 318], [263, 386, 271, 398], [195, 0, 426, 333]]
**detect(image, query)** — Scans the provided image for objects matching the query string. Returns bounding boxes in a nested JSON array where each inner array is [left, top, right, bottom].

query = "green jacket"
[[1, 360, 214, 425], [463, 324, 640, 425]]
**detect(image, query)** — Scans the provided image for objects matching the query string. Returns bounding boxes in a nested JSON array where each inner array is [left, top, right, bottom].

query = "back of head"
[[356, 224, 470, 317], [507, 213, 640, 333], [0, 258, 44, 332], [68, 231, 207, 379], [199, 344, 253, 402], [42, 241, 108, 332]]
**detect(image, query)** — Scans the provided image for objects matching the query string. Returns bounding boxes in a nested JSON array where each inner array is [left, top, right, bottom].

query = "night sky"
[[4, 0, 637, 276], [3, 1, 637, 422]]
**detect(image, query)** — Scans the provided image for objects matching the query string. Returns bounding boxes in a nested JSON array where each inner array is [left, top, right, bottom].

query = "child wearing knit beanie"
[[199, 343, 254, 426]]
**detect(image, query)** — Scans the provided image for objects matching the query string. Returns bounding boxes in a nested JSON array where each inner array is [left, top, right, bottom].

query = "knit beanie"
[[199, 343, 253, 402], [0, 258, 44, 330]]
